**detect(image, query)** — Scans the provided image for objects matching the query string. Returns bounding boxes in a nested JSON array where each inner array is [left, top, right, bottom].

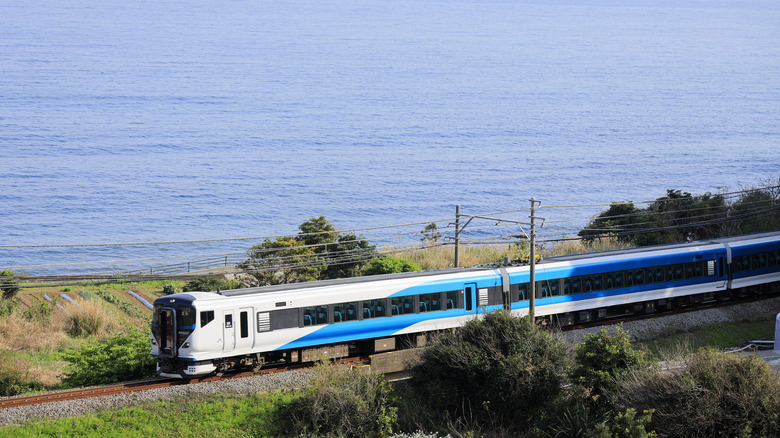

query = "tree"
[[409, 311, 571, 432], [363, 256, 421, 275], [420, 222, 441, 243], [182, 277, 243, 292], [239, 216, 378, 285], [579, 189, 732, 247], [239, 237, 323, 286], [0, 270, 21, 300], [579, 203, 641, 244]]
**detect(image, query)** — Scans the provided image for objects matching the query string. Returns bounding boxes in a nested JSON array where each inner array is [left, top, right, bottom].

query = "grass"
[[1, 391, 296, 437], [397, 237, 630, 271], [640, 318, 776, 360], [0, 281, 185, 393]]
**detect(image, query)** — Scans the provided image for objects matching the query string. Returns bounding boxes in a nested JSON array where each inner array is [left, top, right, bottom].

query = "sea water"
[[1, 0, 778, 273]]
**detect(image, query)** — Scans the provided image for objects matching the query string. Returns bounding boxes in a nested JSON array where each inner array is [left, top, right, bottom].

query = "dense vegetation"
[[238, 216, 378, 285], [5, 311, 777, 437], [579, 183, 780, 246], [2, 183, 779, 434]]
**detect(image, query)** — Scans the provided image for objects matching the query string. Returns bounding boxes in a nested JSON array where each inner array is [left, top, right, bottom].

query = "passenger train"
[[151, 231, 780, 378]]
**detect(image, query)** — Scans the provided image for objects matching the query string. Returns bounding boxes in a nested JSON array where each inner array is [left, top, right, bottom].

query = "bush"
[[182, 276, 243, 292], [61, 328, 156, 387], [282, 364, 397, 437], [363, 257, 422, 276], [610, 349, 780, 437], [0, 269, 21, 300], [64, 300, 112, 337], [573, 325, 647, 408], [408, 311, 571, 433], [23, 300, 53, 320], [0, 358, 44, 396]]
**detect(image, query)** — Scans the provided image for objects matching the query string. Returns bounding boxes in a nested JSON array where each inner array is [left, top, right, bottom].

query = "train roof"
[[544, 230, 780, 263], [216, 230, 780, 298]]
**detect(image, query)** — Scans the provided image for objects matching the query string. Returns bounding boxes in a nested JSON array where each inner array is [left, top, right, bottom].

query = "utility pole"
[[454, 205, 461, 268], [528, 198, 541, 323]]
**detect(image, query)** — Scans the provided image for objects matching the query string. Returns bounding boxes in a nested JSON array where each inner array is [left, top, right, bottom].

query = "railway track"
[[0, 357, 368, 410], [2, 294, 776, 410]]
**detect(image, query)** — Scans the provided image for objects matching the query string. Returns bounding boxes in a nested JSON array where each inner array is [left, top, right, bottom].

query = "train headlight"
[[183, 342, 190, 348], [151, 339, 157, 345]]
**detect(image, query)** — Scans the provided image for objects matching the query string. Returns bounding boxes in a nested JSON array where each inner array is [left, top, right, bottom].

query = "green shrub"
[[363, 256, 421, 276], [0, 269, 21, 300], [96, 290, 143, 317], [591, 408, 656, 438], [573, 325, 647, 408], [182, 276, 243, 292], [611, 349, 780, 437], [282, 364, 397, 437], [0, 299, 16, 317], [61, 328, 156, 387], [408, 311, 571, 433], [0, 360, 44, 396]]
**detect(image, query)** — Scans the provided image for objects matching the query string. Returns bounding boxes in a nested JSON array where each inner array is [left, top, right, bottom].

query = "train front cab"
[[151, 295, 215, 378]]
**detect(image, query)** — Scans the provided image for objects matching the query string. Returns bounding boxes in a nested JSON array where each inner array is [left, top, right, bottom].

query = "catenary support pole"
[[454, 205, 461, 268], [529, 198, 539, 322]]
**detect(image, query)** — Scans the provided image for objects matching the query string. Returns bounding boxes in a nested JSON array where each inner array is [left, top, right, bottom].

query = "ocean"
[[1, 0, 778, 274]]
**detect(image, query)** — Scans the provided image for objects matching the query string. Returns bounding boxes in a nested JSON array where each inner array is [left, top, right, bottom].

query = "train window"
[[240, 311, 249, 339], [605, 272, 624, 289], [563, 278, 574, 294], [772, 251, 780, 266], [654, 267, 665, 282], [584, 274, 602, 292], [517, 283, 530, 300], [539, 282, 549, 297], [740, 257, 751, 272], [446, 291, 459, 309], [303, 306, 328, 326], [363, 299, 386, 318], [333, 302, 359, 323], [419, 293, 442, 312], [270, 308, 298, 330], [630, 270, 644, 285], [200, 310, 215, 327], [178, 307, 196, 327], [391, 296, 415, 315], [549, 279, 560, 296]]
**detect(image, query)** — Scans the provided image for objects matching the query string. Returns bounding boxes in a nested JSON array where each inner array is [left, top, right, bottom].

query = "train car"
[[151, 231, 780, 378]]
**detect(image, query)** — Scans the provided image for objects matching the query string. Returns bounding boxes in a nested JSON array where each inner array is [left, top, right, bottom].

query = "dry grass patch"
[[547, 236, 632, 256], [58, 299, 119, 338], [399, 245, 521, 270], [0, 314, 68, 352]]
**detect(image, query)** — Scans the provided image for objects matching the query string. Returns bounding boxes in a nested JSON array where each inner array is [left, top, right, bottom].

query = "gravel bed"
[[3, 298, 778, 427], [0, 369, 315, 427]]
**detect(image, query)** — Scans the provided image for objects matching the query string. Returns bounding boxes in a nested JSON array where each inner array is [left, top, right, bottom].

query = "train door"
[[464, 283, 478, 314], [223, 310, 236, 352], [235, 307, 254, 351], [713, 256, 727, 289], [159, 308, 176, 357]]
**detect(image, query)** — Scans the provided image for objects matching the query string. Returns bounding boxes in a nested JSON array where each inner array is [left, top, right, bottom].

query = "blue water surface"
[[1, 0, 778, 273]]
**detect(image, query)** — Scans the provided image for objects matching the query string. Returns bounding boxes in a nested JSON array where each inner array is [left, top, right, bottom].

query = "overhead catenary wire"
[[4, 183, 777, 279]]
